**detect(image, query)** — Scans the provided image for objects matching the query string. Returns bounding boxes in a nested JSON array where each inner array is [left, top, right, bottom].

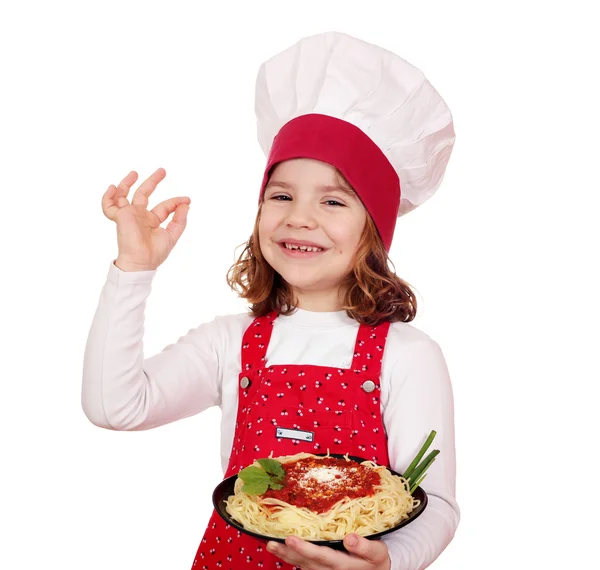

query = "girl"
[[82, 32, 459, 570]]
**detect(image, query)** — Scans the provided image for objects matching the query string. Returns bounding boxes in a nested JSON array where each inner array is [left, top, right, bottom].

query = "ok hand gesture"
[[102, 168, 190, 271]]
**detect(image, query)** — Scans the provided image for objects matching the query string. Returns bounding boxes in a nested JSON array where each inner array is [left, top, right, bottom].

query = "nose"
[[284, 199, 318, 230]]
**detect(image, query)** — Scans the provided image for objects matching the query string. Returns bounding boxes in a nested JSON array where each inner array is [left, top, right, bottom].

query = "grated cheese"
[[300, 466, 346, 487]]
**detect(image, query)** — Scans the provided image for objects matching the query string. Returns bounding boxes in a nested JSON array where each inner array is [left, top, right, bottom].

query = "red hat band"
[[259, 114, 400, 251]]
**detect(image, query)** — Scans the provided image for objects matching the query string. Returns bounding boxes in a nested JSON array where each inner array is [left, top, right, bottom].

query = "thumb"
[[165, 202, 190, 243], [343, 534, 390, 565]]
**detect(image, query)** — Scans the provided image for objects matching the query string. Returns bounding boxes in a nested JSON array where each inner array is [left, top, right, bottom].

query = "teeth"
[[284, 243, 323, 252]]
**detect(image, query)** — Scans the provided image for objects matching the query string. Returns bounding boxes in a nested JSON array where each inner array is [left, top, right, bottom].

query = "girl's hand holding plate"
[[267, 534, 391, 570]]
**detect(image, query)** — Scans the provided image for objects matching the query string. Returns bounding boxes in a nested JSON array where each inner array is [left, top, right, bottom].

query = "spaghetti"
[[224, 452, 419, 540]]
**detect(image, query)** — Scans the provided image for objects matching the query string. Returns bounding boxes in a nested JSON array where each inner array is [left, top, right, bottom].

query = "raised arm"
[[82, 168, 222, 430]]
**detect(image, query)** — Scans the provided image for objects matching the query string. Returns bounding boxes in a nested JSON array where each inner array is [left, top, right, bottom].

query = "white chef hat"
[[255, 31, 455, 251]]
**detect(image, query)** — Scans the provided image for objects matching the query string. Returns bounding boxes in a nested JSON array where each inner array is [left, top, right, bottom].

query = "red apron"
[[192, 311, 391, 570]]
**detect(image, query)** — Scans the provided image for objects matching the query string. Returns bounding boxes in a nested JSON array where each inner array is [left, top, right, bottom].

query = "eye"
[[270, 194, 292, 201], [324, 199, 345, 207]]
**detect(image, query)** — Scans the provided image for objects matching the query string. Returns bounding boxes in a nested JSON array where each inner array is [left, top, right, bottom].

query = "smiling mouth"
[[281, 242, 324, 253]]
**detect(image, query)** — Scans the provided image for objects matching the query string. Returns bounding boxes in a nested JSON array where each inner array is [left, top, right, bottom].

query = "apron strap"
[[349, 320, 391, 379], [240, 310, 278, 373]]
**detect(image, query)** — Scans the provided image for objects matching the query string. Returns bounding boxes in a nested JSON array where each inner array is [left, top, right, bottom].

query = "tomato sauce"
[[262, 456, 381, 514]]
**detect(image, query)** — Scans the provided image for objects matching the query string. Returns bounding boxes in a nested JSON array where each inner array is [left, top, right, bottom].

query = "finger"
[[268, 537, 344, 569], [101, 184, 119, 220], [164, 203, 190, 244], [151, 196, 191, 224], [115, 171, 138, 208], [266, 540, 315, 569], [343, 534, 389, 565], [131, 167, 166, 208]]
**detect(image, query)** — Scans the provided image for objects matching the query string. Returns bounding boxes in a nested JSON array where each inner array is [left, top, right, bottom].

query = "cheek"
[[258, 206, 279, 233], [257, 225, 269, 253], [344, 213, 367, 253], [332, 222, 363, 254], [258, 215, 277, 252]]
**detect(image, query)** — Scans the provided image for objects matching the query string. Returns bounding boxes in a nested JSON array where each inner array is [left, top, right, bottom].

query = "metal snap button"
[[361, 380, 376, 393], [240, 376, 251, 389]]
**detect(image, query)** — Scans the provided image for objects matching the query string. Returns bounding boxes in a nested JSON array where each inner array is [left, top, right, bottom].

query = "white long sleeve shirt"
[[82, 261, 460, 569]]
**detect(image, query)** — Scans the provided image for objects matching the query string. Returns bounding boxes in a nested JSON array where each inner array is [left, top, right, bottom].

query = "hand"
[[266, 534, 391, 570], [101, 168, 191, 271]]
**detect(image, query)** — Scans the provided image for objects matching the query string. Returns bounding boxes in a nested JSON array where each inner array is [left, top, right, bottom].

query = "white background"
[[1, 1, 598, 568]]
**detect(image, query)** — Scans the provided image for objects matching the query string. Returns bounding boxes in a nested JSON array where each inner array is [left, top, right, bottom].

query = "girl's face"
[[259, 158, 367, 311]]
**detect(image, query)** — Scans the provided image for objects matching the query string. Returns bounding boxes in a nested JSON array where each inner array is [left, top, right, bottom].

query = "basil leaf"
[[238, 459, 287, 495], [257, 458, 285, 480], [238, 466, 270, 485], [241, 480, 269, 495]]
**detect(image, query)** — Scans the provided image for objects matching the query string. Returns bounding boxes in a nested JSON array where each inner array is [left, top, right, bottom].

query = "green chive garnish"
[[402, 430, 440, 494], [402, 430, 437, 481]]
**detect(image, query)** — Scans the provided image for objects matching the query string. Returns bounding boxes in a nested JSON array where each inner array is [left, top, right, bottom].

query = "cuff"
[[107, 259, 157, 284]]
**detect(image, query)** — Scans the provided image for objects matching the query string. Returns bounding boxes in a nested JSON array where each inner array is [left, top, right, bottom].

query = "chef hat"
[[255, 31, 455, 251]]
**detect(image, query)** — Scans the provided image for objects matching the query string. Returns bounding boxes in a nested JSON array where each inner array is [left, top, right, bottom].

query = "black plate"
[[212, 454, 428, 551]]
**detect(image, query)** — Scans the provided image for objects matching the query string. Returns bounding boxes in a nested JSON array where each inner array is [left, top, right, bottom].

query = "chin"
[[263, 249, 348, 294], [277, 268, 343, 296], [276, 269, 321, 290]]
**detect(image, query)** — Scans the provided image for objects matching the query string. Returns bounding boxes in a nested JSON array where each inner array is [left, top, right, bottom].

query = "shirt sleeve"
[[380, 336, 460, 570], [81, 260, 223, 431]]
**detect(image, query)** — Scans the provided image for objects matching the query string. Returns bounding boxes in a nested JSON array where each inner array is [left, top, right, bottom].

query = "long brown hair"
[[226, 170, 418, 326]]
